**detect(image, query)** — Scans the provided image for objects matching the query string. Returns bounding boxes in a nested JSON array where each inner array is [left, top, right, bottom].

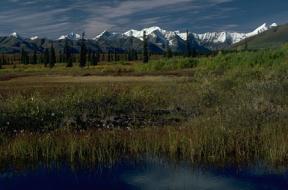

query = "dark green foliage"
[[107, 51, 111, 62], [21, 48, 29, 65], [88, 49, 92, 65], [49, 43, 56, 68], [32, 50, 37, 65], [191, 47, 197, 58], [138, 57, 198, 71], [244, 39, 248, 50], [58, 50, 63, 63], [128, 49, 138, 61], [186, 29, 192, 57], [79, 33, 87, 68], [165, 43, 173, 58], [114, 49, 118, 62], [64, 40, 73, 67], [1, 54, 6, 67], [91, 51, 98, 66], [44, 48, 49, 67], [143, 31, 149, 63]]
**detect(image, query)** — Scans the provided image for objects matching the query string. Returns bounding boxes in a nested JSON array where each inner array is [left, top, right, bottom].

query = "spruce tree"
[[88, 49, 92, 65], [32, 50, 37, 64], [49, 43, 56, 68], [58, 50, 63, 63], [244, 40, 248, 51], [143, 31, 149, 63], [1, 55, 6, 66], [128, 33, 134, 61], [96, 50, 100, 63], [79, 32, 87, 67], [128, 49, 132, 61], [134, 50, 138, 61], [114, 49, 117, 62], [44, 48, 49, 67], [91, 51, 99, 66], [186, 29, 191, 57], [64, 39, 73, 67], [107, 51, 111, 62], [191, 47, 197, 58], [21, 48, 28, 64], [0, 55, 2, 69], [166, 42, 173, 58], [25, 54, 30, 65]]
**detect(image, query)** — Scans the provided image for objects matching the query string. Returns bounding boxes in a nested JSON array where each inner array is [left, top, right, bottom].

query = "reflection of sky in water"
[[0, 159, 287, 190]]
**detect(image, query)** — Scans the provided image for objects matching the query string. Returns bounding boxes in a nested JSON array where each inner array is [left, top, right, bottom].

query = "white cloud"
[[0, 0, 237, 38]]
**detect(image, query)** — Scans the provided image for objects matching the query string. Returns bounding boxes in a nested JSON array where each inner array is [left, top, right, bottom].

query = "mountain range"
[[0, 23, 278, 54]]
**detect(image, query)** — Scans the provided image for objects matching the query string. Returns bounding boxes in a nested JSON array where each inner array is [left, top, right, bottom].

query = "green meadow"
[[0, 46, 288, 169]]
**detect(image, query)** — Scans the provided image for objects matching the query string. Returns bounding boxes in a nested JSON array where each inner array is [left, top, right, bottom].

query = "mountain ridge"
[[0, 23, 279, 54]]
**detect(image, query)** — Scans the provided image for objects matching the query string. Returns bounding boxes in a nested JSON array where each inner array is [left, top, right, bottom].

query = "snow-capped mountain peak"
[[58, 32, 81, 40], [93, 30, 123, 40], [9, 32, 20, 38], [124, 26, 167, 40], [246, 23, 268, 37], [270, 23, 278, 27], [192, 22, 278, 46], [144, 26, 164, 34], [94, 30, 111, 39], [30, 36, 39, 41], [122, 23, 277, 50]]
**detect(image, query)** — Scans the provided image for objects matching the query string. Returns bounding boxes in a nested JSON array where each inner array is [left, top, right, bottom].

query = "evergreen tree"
[[91, 51, 99, 66], [21, 48, 28, 64], [26, 55, 30, 65], [32, 50, 37, 64], [128, 32, 134, 61], [79, 32, 87, 67], [64, 39, 73, 67], [143, 31, 149, 63], [244, 40, 248, 51], [166, 42, 173, 58], [128, 49, 132, 61], [88, 49, 92, 65], [96, 50, 100, 63], [134, 50, 138, 61], [191, 47, 197, 58], [186, 29, 191, 57], [107, 51, 111, 62], [114, 49, 118, 62], [49, 43, 56, 68], [0, 55, 3, 69], [58, 50, 63, 63], [44, 48, 49, 67], [2, 54, 6, 65]]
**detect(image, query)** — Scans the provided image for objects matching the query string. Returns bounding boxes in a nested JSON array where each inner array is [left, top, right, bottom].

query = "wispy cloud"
[[0, 0, 286, 38]]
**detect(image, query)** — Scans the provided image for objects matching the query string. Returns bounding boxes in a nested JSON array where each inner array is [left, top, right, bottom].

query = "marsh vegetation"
[[0, 46, 288, 169]]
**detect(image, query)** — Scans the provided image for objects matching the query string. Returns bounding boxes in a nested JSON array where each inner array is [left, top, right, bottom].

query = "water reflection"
[[0, 159, 287, 190]]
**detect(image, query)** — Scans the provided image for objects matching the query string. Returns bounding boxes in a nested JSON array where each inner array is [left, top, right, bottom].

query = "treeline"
[[0, 30, 200, 68]]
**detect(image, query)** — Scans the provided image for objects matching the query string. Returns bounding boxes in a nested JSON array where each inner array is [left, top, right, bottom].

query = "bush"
[[137, 57, 198, 72]]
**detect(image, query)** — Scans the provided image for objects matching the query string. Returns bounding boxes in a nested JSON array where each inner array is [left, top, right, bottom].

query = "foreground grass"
[[0, 46, 288, 167], [0, 124, 287, 170]]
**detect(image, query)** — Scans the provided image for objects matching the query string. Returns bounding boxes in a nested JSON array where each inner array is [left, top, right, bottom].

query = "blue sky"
[[0, 0, 287, 38]]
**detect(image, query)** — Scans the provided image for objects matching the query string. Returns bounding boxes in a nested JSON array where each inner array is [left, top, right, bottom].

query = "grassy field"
[[0, 46, 288, 168]]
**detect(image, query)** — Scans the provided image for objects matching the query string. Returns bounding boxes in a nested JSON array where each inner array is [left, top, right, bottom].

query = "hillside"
[[233, 24, 288, 50]]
